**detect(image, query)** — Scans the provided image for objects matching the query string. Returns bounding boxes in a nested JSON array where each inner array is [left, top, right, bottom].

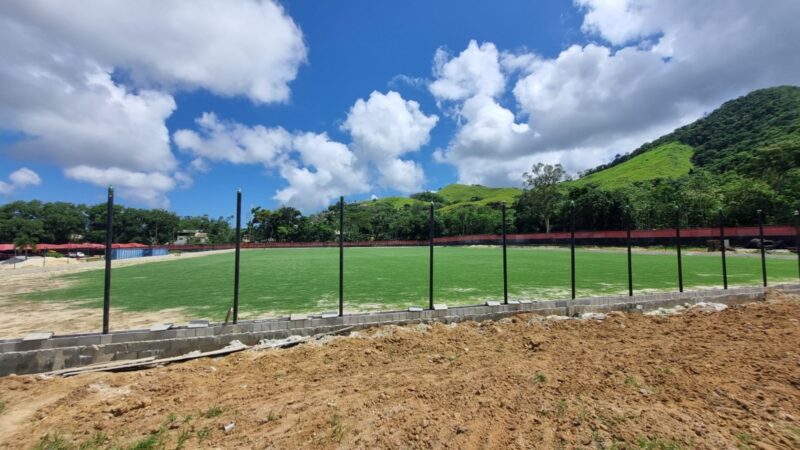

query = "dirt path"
[[0, 250, 231, 338], [1, 292, 798, 449]]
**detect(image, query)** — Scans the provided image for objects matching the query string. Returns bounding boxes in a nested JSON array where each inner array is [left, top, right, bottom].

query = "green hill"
[[361, 184, 521, 211], [362, 196, 424, 209], [437, 184, 521, 210], [580, 86, 800, 187], [570, 142, 694, 189]]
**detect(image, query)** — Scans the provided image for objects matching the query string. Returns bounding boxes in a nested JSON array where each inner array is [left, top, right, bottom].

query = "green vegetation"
[[196, 426, 211, 443], [363, 196, 424, 209], [583, 86, 800, 179], [571, 142, 694, 190], [624, 376, 641, 389], [436, 183, 521, 209], [636, 437, 683, 450], [0, 200, 233, 245], [201, 405, 223, 418], [25, 247, 797, 319], [33, 433, 71, 450], [736, 431, 755, 450], [328, 413, 347, 443]]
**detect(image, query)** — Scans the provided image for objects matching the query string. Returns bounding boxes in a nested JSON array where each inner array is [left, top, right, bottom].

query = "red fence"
[[165, 225, 797, 251], [3, 225, 792, 254]]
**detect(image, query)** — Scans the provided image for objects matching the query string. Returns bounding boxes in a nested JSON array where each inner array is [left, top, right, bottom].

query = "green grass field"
[[24, 246, 798, 320]]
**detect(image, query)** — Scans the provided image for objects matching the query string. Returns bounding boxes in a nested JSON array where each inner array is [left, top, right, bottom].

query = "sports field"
[[23, 246, 798, 320]]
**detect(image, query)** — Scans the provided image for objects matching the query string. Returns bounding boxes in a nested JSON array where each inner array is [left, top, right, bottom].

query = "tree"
[[519, 163, 568, 233], [410, 191, 446, 206], [13, 235, 37, 260]]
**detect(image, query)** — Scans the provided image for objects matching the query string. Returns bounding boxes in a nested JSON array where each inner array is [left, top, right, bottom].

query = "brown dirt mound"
[[1, 295, 799, 449]]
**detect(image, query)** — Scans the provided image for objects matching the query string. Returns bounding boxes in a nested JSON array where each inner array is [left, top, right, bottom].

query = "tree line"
[[2, 161, 797, 247], [0, 200, 233, 246]]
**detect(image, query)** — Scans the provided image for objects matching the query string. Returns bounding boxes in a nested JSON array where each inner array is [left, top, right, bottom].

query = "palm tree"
[[13, 235, 38, 260]]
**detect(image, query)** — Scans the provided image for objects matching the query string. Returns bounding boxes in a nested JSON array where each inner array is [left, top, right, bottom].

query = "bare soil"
[[0, 251, 231, 338], [1, 292, 799, 449]]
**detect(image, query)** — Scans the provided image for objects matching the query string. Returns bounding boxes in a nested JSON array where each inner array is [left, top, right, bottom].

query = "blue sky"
[[1, 0, 799, 217]]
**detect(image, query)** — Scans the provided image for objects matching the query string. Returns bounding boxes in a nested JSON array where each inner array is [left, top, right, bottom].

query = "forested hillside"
[[583, 86, 800, 180]]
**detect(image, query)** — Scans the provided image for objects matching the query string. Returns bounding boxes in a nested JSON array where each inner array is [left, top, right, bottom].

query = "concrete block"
[[149, 323, 173, 331], [22, 332, 53, 341], [289, 313, 308, 321], [321, 311, 339, 319], [408, 306, 423, 312], [432, 303, 448, 310], [188, 320, 209, 328], [485, 301, 501, 307]]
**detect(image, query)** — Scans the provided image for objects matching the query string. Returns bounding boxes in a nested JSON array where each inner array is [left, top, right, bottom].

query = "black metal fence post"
[[625, 205, 633, 297], [429, 202, 434, 310], [339, 196, 344, 317], [570, 200, 576, 300], [502, 203, 508, 304], [675, 206, 683, 293], [719, 209, 728, 289], [233, 189, 242, 324], [758, 209, 767, 287], [102, 186, 114, 334], [795, 210, 800, 280]]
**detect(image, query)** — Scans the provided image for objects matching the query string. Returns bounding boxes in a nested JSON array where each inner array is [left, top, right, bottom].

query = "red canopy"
[[0, 242, 153, 251]]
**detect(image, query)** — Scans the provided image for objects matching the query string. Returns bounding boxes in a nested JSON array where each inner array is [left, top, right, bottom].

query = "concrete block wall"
[[1, 284, 798, 376]]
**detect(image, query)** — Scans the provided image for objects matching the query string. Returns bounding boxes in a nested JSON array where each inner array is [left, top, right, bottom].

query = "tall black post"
[[102, 186, 114, 334], [502, 203, 508, 304], [429, 202, 435, 310], [795, 210, 800, 280], [758, 209, 767, 287], [233, 189, 242, 324], [625, 205, 633, 297], [719, 209, 728, 289], [570, 200, 576, 300], [675, 206, 683, 293], [339, 196, 344, 317]]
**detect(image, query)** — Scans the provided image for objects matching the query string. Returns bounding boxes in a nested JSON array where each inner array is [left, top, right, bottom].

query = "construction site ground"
[[0, 292, 798, 449]]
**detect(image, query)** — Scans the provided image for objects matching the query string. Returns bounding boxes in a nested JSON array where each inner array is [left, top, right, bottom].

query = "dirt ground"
[[1, 293, 798, 449], [0, 250, 232, 338]]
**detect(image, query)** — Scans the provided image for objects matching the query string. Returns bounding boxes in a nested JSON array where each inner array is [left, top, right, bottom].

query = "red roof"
[[0, 242, 154, 251]]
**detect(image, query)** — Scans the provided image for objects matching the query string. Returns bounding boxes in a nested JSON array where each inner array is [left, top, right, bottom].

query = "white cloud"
[[0, 167, 42, 196], [176, 90, 438, 210], [64, 166, 176, 208], [344, 91, 439, 159], [3, 0, 306, 103], [342, 91, 438, 193], [175, 115, 371, 212], [500, 50, 539, 74], [377, 159, 425, 193], [174, 112, 292, 167], [6, 70, 178, 172], [429, 40, 505, 101], [432, 0, 800, 185], [435, 95, 532, 186], [0, 0, 307, 205], [274, 133, 369, 212]]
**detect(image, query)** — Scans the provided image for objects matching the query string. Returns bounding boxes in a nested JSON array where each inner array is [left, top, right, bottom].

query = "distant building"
[[174, 230, 209, 245]]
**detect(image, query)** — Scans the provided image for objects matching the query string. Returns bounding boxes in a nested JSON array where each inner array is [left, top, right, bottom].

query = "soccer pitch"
[[25, 246, 798, 319]]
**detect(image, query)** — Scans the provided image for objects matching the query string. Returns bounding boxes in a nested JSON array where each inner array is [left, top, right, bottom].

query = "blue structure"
[[111, 247, 168, 260]]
